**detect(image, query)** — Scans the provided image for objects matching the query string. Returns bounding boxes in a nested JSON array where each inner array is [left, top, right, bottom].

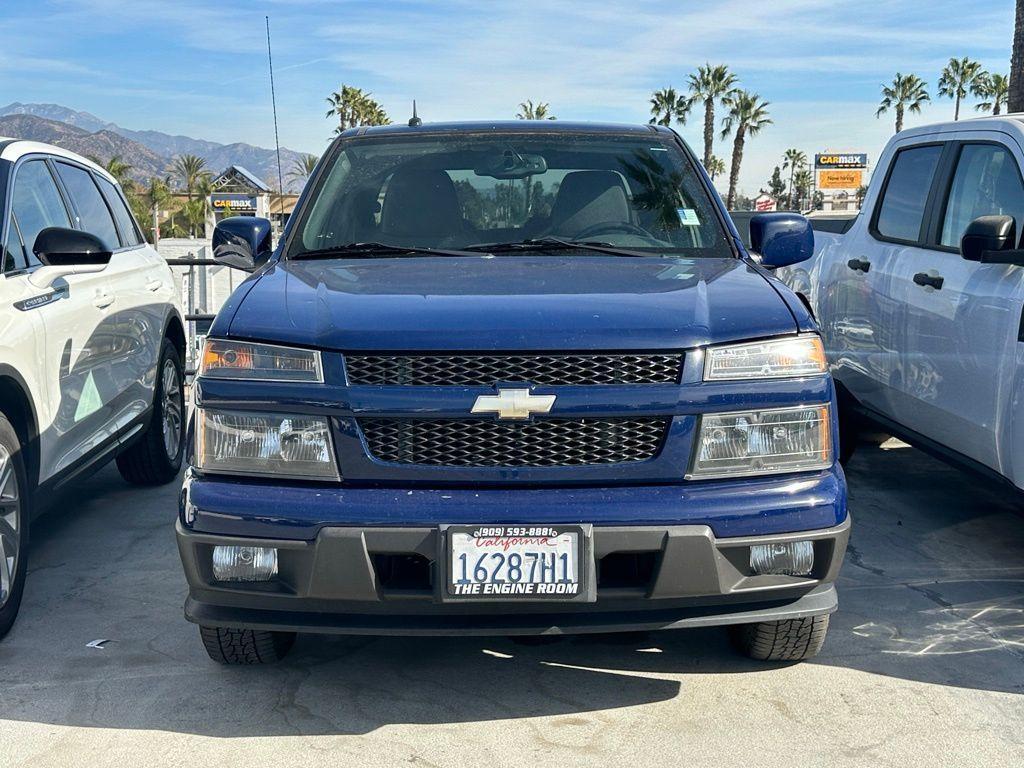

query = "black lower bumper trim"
[[185, 584, 837, 637]]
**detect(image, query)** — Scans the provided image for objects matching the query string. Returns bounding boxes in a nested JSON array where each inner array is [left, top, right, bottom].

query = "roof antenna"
[[408, 100, 422, 127], [265, 16, 285, 201]]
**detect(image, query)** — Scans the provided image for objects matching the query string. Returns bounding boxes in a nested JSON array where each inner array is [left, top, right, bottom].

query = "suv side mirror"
[[749, 212, 814, 268], [213, 216, 273, 271], [29, 227, 113, 288], [961, 215, 1016, 262]]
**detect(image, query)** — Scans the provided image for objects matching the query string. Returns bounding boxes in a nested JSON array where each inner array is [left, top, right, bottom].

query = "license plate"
[[445, 525, 588, 600]]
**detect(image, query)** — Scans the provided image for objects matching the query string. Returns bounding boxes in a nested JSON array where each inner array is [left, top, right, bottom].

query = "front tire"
[[0, 413, 29, 640], [729, 614, 830, 661], [116, 338, 185, 486], [199, 626, 296, 664]]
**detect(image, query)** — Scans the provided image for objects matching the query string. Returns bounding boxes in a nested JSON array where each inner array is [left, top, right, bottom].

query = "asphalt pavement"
[[0, 439, 1022, 767]]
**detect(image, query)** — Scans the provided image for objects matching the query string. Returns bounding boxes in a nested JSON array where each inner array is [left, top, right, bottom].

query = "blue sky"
[[0, 0, 1015, 194]]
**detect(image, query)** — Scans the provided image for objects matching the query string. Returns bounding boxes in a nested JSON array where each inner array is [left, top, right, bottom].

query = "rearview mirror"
[[961, 215, 1016, 262], [213, 216, 273, 271], [28, 227, 112, 288], [474, 151, 547, 179], [749, 212, 814, 268]]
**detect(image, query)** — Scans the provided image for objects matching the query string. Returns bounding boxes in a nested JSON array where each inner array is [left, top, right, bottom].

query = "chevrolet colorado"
[[177, 121, 849, 664]]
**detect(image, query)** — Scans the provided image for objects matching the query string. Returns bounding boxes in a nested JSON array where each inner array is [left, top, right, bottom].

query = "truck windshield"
[[287, 131, 733, 259]]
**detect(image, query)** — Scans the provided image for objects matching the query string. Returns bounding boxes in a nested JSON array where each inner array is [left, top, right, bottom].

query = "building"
[[268, 193, 300, 231], [208, 165, 299, 235], [209, 165, 273, 225]]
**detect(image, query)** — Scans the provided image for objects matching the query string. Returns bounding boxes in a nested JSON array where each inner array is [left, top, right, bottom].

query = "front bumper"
[[177, 487, 850, 636]]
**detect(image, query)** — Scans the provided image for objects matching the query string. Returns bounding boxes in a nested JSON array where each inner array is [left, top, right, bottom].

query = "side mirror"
[[213, 216, 273, 271], [961, 215, 1015, 262], [28, 227, 112, 288], [749, 212, 814, 268]]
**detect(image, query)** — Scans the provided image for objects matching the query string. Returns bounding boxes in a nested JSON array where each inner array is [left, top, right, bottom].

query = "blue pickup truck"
[[177, 121, 849, 665]]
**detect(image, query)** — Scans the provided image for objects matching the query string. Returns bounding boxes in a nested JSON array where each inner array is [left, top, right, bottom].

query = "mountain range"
[[0, 102, 309, 192]]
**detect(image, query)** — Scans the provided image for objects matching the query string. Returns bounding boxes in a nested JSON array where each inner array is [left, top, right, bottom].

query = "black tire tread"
[[199, 626, 296, 664], [116, 339, 183, 486], [0, 413, 29, 640], [731, 614, 830, 661]]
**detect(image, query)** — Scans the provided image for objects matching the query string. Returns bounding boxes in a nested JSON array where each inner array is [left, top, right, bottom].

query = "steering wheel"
[[573, 221, 654, 240]]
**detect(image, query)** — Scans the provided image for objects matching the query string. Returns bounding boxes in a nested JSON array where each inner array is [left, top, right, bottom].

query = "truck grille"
[[345, 353, 682, 386], [359, 417, 669, 467]]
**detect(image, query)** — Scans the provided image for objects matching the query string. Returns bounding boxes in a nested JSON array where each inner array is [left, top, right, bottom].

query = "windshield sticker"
[[678, 208, 701, 226]]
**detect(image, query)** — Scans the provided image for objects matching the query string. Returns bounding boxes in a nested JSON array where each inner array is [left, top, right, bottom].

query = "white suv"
[[0, 139, 186, 638]]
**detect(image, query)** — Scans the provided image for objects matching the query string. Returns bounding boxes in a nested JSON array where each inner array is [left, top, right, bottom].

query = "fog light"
[[212, 545, 278, 582], [750, 541, 813, 576]]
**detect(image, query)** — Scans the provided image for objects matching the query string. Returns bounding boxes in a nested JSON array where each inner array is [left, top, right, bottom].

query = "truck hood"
[[227, 255, 797, 351]]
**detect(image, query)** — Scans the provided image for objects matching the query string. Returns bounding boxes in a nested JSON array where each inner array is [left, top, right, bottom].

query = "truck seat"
[[548, 171, 631, 238]]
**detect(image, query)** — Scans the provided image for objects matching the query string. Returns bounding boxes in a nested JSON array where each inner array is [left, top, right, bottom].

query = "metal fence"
[[164, 256, 233, 377]]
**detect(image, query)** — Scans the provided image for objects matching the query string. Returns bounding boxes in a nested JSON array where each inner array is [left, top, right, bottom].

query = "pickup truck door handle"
[[93, 292, 115, 309], [146, 279, 163, 292], [847, 258, 871, 273], [913, 272, 944, 290]]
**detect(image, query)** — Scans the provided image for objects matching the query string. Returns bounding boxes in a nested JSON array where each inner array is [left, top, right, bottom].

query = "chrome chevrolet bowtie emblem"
[[471, 388, 556, 420]]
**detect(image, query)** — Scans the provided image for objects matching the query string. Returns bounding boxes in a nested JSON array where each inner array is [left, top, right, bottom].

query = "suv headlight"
[[195, 408, 339, 480], [688, 404, 832, 479], [704, 335, 826, 381], [200, 339, 323, 382]]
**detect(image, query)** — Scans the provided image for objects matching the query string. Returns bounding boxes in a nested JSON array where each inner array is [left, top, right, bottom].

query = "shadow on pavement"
[[817, 439, 1024, 694], [0, 441, 1020, 738]]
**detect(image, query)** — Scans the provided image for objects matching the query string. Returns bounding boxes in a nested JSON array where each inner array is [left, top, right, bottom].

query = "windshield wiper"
[[292, 242, 488, 260], [462, 237, 651, 258]]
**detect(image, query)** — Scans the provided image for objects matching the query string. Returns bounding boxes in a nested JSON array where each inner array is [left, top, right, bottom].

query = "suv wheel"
[[729, 614, 830, 661], [199, 626, 296, 664], [0, 414, 29, 640], [116, 339, 185, 485]]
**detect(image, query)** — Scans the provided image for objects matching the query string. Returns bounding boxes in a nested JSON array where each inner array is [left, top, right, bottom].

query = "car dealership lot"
[[0, 442, 1021, 768]]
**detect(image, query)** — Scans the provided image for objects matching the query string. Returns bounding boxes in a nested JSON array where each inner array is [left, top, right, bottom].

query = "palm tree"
[[183, 174, 214, 238], [649, 87, 690, 127], [781, 149, 807, 210], [976, 73, 1010, 115], [938, 57, 987, 120], [792, 169, 813, 211], [325, 85, 390, 133], [721, 91, 772, 209], [516, 100, 556, 120], [286, 154, 319, 188], [325, 84, 363, 129], [142, 175, 172, 244], [687, 64, 738, 169], [1011, 0, 1024, 113], [170, 154, 209, 203], [98, 156, 133, 187], [704, 155, 726, 180], [876, 73, 931, 133]]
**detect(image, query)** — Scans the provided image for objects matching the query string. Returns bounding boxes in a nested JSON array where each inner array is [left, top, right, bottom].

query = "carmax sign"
[[210, 193, 258, 213], [815, 153, 868, 168]]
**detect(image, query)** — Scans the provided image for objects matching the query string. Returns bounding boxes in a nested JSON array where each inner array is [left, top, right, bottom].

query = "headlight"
[[688, 405, 832, 479], [704, 335, 826, 381], [200, 339, 323, 382], [195, 408, 339, 479]]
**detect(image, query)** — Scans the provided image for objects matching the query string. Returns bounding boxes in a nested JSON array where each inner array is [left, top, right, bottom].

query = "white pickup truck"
[[781, 116, 1024, 489]]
